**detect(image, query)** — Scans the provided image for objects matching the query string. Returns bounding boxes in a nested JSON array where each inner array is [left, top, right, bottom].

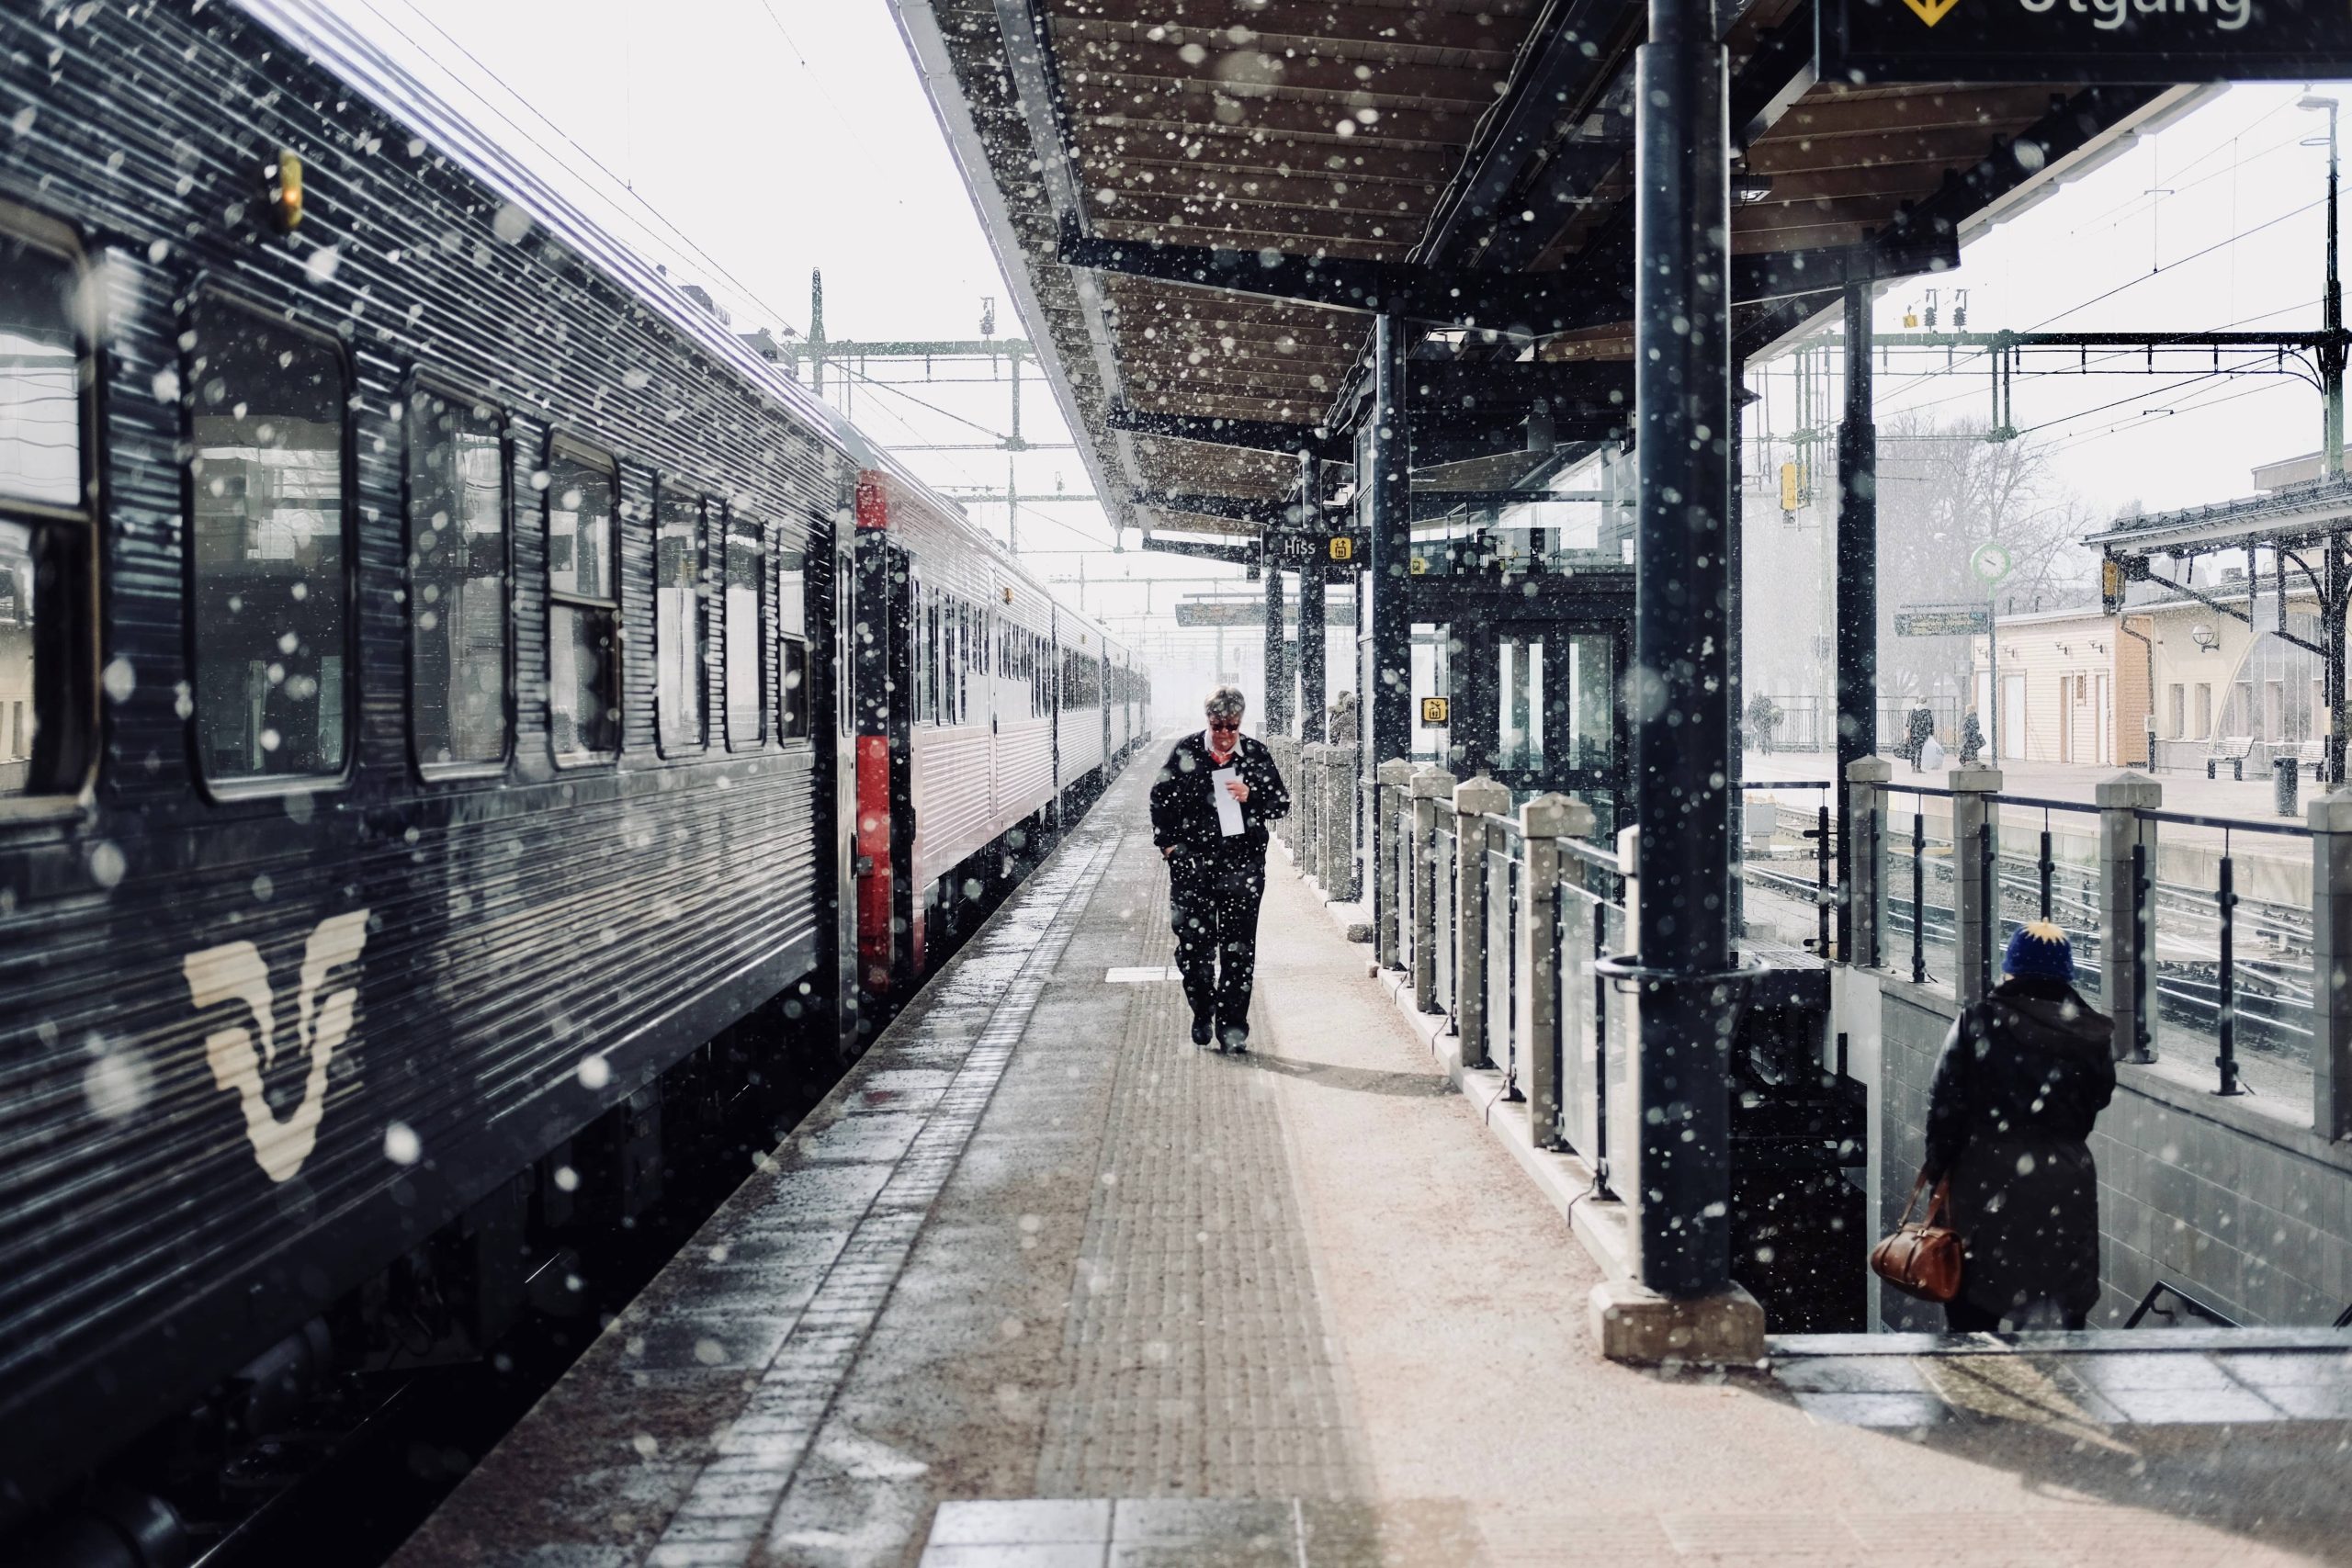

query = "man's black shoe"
[[1220, 1025, 1249, 1055], [1191, 1017, 1213, 1047]]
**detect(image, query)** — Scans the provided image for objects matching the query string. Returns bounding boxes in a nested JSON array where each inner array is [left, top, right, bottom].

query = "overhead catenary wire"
[[358, 0, 810, 338]]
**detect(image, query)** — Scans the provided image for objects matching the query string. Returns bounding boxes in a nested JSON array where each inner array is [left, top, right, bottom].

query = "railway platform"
[[397, 761, 2352, 1568]]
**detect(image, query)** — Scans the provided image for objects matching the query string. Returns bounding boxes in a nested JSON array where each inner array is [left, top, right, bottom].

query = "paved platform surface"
[[398, 761, 2352, 1568]]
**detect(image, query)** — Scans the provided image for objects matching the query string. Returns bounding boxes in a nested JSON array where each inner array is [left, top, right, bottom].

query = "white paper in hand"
[[1210, 766, 1244, 837]]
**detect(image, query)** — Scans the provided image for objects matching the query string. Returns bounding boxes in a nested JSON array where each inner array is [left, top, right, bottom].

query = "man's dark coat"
[[1148, 731, 1290, 857]]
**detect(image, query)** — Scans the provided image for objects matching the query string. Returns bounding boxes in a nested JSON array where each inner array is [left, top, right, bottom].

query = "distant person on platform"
[[1329, 690, 1360, 748], [1921, 921, 2116, 1332], [1906, 704, 1938, 771], [1746, 693, 1783, 755], [1960, 708, 1985, 765], [1150, 685, 1291, 1053]]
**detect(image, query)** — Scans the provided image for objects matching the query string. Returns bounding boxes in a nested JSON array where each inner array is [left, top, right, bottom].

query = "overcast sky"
[[338, 0, 2352, 678]]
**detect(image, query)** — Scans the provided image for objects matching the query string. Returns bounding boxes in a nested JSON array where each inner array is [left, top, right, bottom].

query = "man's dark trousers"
[[1169, 842, 1267, 1041]]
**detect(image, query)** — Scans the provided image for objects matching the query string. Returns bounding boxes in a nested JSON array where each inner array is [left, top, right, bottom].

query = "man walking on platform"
[[1150, 685, 1290, 1052]]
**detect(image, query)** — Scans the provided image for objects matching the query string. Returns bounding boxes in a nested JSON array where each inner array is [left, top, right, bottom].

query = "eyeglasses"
[[1207, 718, 1240, 731]]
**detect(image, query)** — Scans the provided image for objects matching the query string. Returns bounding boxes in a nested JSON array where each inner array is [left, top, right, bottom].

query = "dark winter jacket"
[[1149, 731, 1290, 857], [1922, 976, 2116, 1320]]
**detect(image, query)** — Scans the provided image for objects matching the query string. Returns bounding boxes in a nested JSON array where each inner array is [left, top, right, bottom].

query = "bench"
[[2206, 735, 2255, 781], [2294, 739, 2329, 780]]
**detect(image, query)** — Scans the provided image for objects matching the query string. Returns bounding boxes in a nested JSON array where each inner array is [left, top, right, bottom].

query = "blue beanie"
[[2003, 919, 2075, 983]]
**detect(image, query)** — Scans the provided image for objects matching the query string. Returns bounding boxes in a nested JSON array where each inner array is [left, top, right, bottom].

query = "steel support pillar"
[[1835, 285, 1878, 955], [1727, 359, 1746, 943], [1300, 470, 1328, 742], [2329, 536, 2347, 786], [1298, 560, 1328, 742], [1623, 0, 1736, 1302], [1364, 313, 1414, 941], [1263, 548, 1291, 735]]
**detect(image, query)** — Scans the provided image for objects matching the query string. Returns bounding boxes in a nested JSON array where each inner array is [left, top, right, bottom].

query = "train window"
[[546, 441, 618, 761], [724, 512, 764, 750], [655, 484, 707, 754], [0, 218, 95, 803], [948, 599, 965, 725], [406, 387, 508, 771], [777, 547, 808, 741], [189, 298, 349, 784], [926, 594, 945, 728]]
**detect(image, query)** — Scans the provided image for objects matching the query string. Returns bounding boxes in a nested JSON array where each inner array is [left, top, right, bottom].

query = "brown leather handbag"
[[1870, 1176, 1963, 1303]]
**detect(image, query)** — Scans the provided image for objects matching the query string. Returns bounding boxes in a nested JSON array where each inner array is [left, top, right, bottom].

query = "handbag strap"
[[1894, 1175, 1926, 1229], [1924, 1177, 1951, 1228]]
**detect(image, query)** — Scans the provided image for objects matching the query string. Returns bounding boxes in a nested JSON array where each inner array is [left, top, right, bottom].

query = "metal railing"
[[1375, 762, 1627, 1201], [1736, 779, 1837, 956], [2132, 807, 2313, 1102], [1879, 784, 1959, 991], [1846, 766, 2345, 1130]]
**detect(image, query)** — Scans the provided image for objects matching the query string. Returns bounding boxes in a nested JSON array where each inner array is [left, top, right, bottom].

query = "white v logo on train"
[[180, 911, 372, 1184]]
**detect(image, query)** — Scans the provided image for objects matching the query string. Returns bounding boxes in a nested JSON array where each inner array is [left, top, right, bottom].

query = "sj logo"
[[181, 911, 370, 1182]]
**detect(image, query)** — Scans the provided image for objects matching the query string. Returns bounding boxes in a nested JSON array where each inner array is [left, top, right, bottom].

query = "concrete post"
[[1334, 751, 1363, 902], [2097, 771, 2162, 1063], [1453, 774, 1511, 1067], [1410, 765, 1454, 1013], [1376, 759, 1414, 967], [2311, 791, 2352, 1138], [1522, 793, 1594, 1151], [1949, 764, 2003, 1006], [1844, 757, 1892, 969], [1298, 746, 1314, 873]]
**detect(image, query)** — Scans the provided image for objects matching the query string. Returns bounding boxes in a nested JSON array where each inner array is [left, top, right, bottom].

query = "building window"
[[0, 217, 96, 801], [2168, 683, 2186, 739], [2195, 682, 2213, 739], [656, 484, 707, 754], [777, 547, 809, 740], [190, 298, 348, 784], [546, 441, 618, 761], [724, 512, 765, 750], [407, 387, 508, 770]]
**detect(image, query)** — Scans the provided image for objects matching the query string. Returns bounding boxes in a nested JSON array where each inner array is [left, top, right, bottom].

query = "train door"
[[851, 477, 916, 1017], [828, 511, 861, 1056]]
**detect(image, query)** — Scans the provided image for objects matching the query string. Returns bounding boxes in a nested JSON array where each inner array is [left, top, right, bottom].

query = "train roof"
[[231, 0, 1130, 661]]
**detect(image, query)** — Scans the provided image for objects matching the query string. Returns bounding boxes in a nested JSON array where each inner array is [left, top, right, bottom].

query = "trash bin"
[[2275, 753, 2300, 818]]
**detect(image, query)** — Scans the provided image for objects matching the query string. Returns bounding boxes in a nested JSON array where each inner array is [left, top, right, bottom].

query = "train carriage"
[[0, 0, 1148, 1541]]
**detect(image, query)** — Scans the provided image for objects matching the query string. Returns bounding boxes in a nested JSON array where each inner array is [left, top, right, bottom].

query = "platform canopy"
[[888, 0, 2191, 540]]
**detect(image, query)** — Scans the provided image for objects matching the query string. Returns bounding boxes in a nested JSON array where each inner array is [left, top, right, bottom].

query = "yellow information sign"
[[1420, 697, 1450, 726], [1329, 536, 1354, 562], [1408, 555, 1429, 575]]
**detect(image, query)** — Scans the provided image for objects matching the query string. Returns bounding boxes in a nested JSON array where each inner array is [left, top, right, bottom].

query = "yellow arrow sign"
[[1902, 0, 1959, 24]]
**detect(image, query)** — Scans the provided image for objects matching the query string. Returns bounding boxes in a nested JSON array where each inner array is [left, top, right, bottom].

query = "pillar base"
[[1588, 1279, 1766, 1366]]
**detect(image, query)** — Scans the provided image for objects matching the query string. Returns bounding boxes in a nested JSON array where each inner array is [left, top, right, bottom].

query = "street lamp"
[[2300, 95, 2342, 478]]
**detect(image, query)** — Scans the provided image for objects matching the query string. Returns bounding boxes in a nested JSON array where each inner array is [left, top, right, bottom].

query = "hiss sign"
[[1894, 606, 1994, 637], [1819, 0, 2352, 82]]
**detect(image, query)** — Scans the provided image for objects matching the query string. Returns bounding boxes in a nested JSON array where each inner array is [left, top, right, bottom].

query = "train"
[[0, 0, 1148, 1545]]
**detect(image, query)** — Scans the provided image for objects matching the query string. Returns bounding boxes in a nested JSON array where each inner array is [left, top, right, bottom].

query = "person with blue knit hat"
[[1920, 919, 2117, 1333]]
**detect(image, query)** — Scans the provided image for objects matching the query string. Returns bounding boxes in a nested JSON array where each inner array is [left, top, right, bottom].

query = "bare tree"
[[1874, 413, 2099, 705]]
